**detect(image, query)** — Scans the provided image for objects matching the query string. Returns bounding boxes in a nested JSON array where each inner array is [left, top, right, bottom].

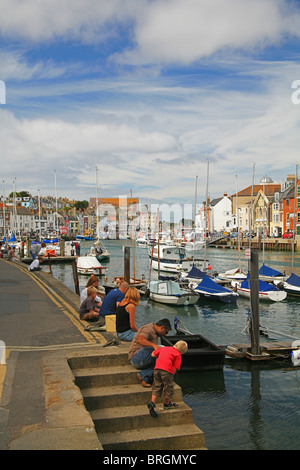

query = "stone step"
[[90, 402, 194, 433], [68, 350, 129, 370], [98, 423, 206, 450], [73, 365, 138, 388], [81, 383, 183, 410]]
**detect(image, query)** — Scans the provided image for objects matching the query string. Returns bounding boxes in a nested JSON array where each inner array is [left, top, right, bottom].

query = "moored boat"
[[232, 276, 287, 302], [161, 319, 225, 371], [149, 244, 207, 274], [192, 275, 239, 303], [216, 267, 247, 284], [149, 279, 199, 306], [259, 264, 288, 283], [275, 273, 300, 297], [76, 256, 108, 276]]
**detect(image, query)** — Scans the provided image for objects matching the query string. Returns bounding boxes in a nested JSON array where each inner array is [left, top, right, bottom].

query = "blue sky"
[[1, 0, 300, 207]]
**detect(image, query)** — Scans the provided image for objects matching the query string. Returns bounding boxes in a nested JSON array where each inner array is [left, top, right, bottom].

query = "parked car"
[[282, 231, 293, 239]]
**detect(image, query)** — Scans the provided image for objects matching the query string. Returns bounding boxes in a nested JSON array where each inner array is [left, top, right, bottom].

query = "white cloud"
[[0, 0, 134, 43], [121, 0, 300, 65]]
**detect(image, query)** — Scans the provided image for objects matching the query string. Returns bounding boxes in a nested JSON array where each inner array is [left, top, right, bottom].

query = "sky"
[[1, 0, 300, 210]]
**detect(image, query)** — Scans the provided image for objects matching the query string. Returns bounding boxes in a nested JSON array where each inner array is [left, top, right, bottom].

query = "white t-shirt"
[[28, 259, 40, 271]]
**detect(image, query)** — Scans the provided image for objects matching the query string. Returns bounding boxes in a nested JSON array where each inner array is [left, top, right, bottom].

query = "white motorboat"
[[76, 256, 108, 276], [149, 244, 207, 274], [149, 279, 199, 306]]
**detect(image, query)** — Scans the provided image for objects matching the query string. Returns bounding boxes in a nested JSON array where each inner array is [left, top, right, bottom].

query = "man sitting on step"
[[128, 318, 171, 388]]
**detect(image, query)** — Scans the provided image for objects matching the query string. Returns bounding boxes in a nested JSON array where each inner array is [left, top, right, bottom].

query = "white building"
[[209, 194, 233, 233]]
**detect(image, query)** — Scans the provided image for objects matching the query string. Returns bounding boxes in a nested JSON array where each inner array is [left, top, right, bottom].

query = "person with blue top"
[[99, 281, 129, 320]]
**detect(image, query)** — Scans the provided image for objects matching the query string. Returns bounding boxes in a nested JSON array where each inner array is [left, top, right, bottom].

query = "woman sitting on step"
[[115, 287, 140, 342]]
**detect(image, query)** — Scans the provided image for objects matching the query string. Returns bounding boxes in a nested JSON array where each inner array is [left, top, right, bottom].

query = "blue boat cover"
[[241, 277, 278, 292], [195, 275, 232, 293], [286, 273, 300, 287], [259, 264, 283, 277], [187, 266, 206, 279]]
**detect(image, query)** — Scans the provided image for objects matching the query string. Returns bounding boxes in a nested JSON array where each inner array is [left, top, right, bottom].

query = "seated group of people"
[[79, 278, 136, 333]]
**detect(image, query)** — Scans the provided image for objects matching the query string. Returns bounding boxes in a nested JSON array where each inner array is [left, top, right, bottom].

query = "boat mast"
[[96, 166, 99, 239], [54, 169, 58, 236], [262, 178, 265, 265], [203, 162, 209, 270], [236, 175, 241, 270], [193, 175, 198, 264], [38, 189, 41, 241], [292, 163, 298, 273], [249, 164, 255, 249], [2, 180, 5, 240], [130, 189, 136, 279]]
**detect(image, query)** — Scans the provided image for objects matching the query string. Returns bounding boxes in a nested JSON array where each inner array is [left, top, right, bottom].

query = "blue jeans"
[[117, 329, 136, 342], [130, 347, 156, 384], [30, 250, 37, 260]]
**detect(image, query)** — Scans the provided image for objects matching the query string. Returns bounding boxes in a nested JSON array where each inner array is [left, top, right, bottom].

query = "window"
[[273, 214, 280, 223], [273, 203, 279, 211]]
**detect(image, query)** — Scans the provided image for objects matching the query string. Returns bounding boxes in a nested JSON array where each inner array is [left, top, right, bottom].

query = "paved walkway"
[[0, 258, 115, 450]]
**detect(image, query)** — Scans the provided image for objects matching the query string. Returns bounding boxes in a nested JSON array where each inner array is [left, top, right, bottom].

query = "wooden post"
[[124, 246, 130, 284], [250, 249, 260, 356], [47, 253, 52, 274], [72, 260, 80, 295]]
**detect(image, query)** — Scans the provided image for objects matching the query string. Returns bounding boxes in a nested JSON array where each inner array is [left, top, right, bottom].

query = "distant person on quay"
[[99, 281, 129, 320], [116, 287, 140, 342], [30, 241, 46, 260], [128, 318, 172, 388], [28, 256, 43, 272], [147, 340, 188, 418], [7, 246, 19, 262], [79, 286, 100, 322]]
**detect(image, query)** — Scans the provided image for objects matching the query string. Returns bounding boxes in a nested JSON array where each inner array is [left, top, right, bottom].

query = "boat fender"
[[291, 349, 300, 366]]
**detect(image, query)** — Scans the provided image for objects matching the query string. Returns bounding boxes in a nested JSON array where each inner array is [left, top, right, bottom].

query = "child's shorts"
[[152, 369, 174, 398]]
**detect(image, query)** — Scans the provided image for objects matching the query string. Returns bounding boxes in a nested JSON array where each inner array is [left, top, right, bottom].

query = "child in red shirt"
[[147, 340, 188, 418]]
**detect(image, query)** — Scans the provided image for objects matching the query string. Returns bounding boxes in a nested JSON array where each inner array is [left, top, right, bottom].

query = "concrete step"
[[68, 350, 129, 370], [81, 383, 183, 410], [90, 402, 194, 433], [98, 423, 206, 450], [73, 365, 139, 388]]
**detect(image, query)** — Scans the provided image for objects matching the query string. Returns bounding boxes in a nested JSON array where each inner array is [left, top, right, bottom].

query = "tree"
[[74, 200, 89, 211]]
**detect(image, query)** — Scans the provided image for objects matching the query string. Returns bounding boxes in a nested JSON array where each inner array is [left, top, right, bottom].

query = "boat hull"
[[76, 256, 108, 276], [195, 290, 238, 303], [149, 291, 199, 306], [236, 287, 287, 302], [161, 334, 225, 371]]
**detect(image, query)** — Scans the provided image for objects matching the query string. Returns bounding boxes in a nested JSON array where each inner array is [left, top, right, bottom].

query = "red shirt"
[[153, 346, 182, 375]]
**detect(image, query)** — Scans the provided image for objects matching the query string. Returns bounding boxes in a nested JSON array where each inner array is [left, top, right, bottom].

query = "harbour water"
[[50, 240, 300, 450]]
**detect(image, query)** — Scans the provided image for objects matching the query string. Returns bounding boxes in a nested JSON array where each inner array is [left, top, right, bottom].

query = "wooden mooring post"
[[124, 246, 130, 284], [246, 249, 269, 361]]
